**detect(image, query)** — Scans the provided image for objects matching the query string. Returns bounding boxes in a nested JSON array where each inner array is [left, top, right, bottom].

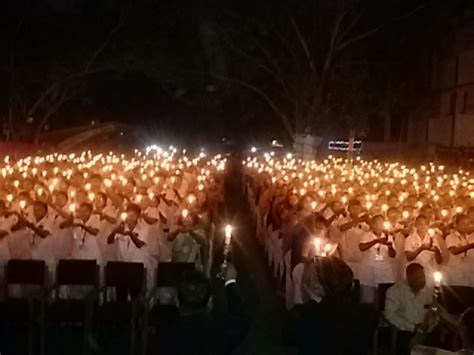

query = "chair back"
[[56, 259, 98, 286], [351, 279, 361, 303], [377, 283, 395, 313], [156, 262, 195, 288], [105, 261, 145, 291], [6, 259, 46, 286], [440, 286, 474, 315]]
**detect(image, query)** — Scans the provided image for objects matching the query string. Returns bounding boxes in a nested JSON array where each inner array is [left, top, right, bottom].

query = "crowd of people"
[[244, 154, 474, 354], [0, 148, 226, 296]]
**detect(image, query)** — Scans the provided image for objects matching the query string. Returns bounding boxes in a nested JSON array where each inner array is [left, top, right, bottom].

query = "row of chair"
[[0, 259, 196, 355]]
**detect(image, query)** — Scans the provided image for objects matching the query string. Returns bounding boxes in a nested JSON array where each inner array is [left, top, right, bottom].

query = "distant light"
[[286, 153, 293, 159], [251, 147, 257, 153], [272, 139, 283, 148]]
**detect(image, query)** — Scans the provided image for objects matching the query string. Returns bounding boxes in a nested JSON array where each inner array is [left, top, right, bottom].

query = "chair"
[[141, 262, 194, 355], [0, 259, 47, 355], [372, 283, 398, 355], [43, 259, 99, 355], [440, 286, 474, 315], [91, 261, 146, 355]]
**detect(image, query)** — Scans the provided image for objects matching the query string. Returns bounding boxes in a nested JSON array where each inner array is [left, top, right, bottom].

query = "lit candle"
[[120, 212, 127, 221], [182, 209, 189, 219], [19, 200, 26, 210], [311, 201, 317, 211], [314, 237, 322, 256], [225, 224, 233, 246], [383, 221, 391, 231], [69, 203, 76, 213], [433, 271, 442, 288]]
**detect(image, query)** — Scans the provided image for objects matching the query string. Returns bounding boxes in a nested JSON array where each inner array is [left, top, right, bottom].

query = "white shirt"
[[29, 214, 54, 266], [71, 216, 102, 263], [385, 281, 433, 332], [446, 231, 474, 286], [405, 232, 442, 276], [359, 231, 396, 286], [115, 220, 151, 264], [335, 216, 370, 262], [0, 215, 16, 261]]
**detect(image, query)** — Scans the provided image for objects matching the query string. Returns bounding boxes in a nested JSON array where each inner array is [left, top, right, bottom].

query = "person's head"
[[33, 201, 48, 221], [460, 307, 474, 350], [387, 207, 401, 224], [314, 215, 327, 233], [288, 193, 299, 208], [78, 202, 93, 222], [456, 214, 470, 234], [177, 271, 212, 313], [181, 212, 198, 228], [406, 263, 426, 294], [370, 215, 385, 234], [415, 215, 429, 235], [313, 257, 354, 302], [126, 204, 141, 225], [348, 199, 362, 218], [53, 191, 68, 209], [75, 189, 88, 204], [94, 192, 107, 210]]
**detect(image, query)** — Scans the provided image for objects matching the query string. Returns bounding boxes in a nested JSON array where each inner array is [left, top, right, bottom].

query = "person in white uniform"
[[11, 201, 54, 279], [359, 214, 397, 304], [335, 199, 371, 279], [67, 202, 102, 263], [405, 215, 443, 280], [107, 204, 155, 299], [0, 201, 16, 299], [50, 191, 74, 261], [446, 214, 474, 286]]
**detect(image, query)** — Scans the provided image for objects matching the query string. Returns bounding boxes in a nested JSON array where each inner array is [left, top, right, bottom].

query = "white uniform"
[[405, 232, 442, 277], [359, 231, 396, 287], [95, 205, 118, 262], [29, 214, 55, 268], [71, 216, 103, 264], [445, 231, 474, 286], [0, 215, 15, 298], [52, 213, 74, 260], [115, 221, 155, 289], [334, 216, 370, 279]]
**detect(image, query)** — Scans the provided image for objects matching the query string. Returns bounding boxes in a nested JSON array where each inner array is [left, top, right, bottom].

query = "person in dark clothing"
[[154, 264, 248, 355], [288, 256, 378, 355]]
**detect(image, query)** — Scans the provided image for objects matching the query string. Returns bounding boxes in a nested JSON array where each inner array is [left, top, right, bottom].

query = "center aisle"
[[222, 157, 293, 355]]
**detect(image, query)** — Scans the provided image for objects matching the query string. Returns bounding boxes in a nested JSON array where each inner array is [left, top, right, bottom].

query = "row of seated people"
[[244, 166, 474, 354]]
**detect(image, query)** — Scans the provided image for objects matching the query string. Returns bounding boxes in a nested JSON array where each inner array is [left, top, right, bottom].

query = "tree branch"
[[290, 17, 316, 72]]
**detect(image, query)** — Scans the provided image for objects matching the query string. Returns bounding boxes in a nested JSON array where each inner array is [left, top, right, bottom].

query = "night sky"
[[1, 0, 473, 147]]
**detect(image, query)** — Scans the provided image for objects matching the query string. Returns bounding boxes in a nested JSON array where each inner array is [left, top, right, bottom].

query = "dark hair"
[[406, 263, 424, 276], [79, 202, 93, 212], [177, 271, 212, 311], [34, 201, 48, 213], [415, 215, 428, 223], [126, 203, 141, 216], [55, 191, 68, 200], [456, 214, 469, 225], [348, 199, 361, 208], [315, 257, 354, 300]]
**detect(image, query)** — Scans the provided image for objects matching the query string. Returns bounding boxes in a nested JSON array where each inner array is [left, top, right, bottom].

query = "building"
[[408, 11, 474, 149]]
